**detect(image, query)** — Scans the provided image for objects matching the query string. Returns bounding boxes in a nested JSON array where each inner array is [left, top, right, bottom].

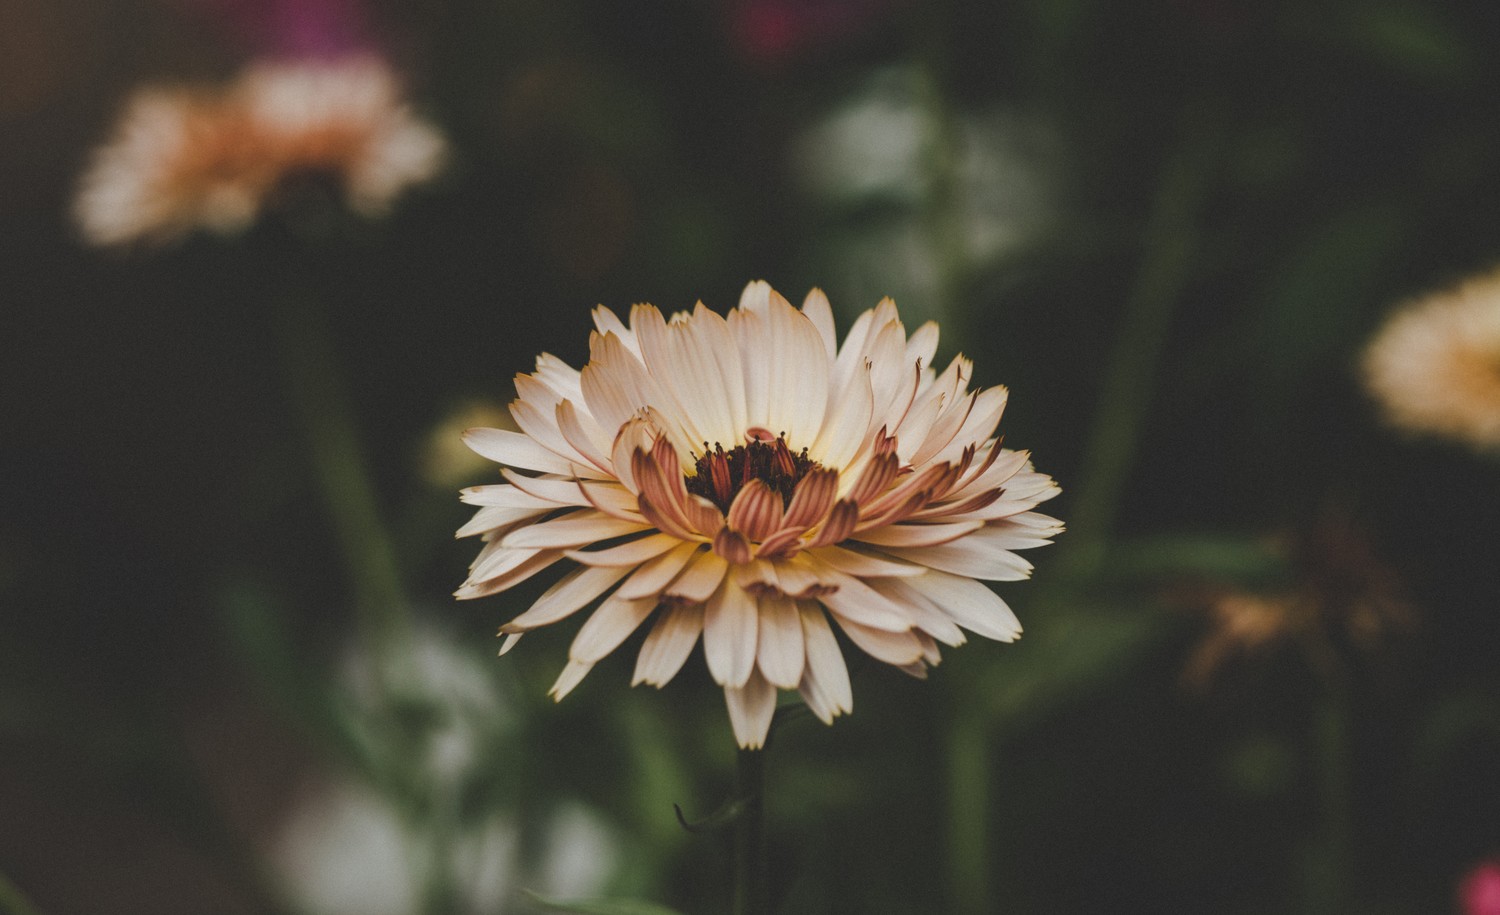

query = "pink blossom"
[[1461, 860, 1500, 915]]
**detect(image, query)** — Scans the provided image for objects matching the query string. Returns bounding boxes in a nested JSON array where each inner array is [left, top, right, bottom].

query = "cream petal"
[[555, 399, 613, 474], [533, 352, 585, 403], [972, 515, 1066, 549], [881, 531, 1036, 581], [831, 307, 878, 392], [500, 563, 633, 632], [724, 669, 778, 750], [549, 659, 593, 701], [581, 331, 687, 452], [499, 469, 593, 506], [570, 594, 659, 664], [908, 391, 978, 469], [510, 397, 598, 472], [566, 532, 681, 567], [807, 544, 926, 577], [831, 614, 926, 666], [632, 601, 704, 687], [863, 319, 912, 427], [616, 541, 702, 600], [498, 632, 523, 655], [464, 427, 581, 476], [663, 549, 729, 603], [902, 570, 1022, 642], [756, 594, 804, 689], [738, 279, 774, 312], [929, 385, 1008, 467], [799, 554, 914, 631], [812, 366, 874, 473], [892, 388, 946, 462], [866, 577, 966, 646], [456, 504, 547, 538], [732, 308, 772, 436], [467, 537, 539, 580], [851, 521, 985, 549], [501, 512, 652, 549], [760, 295, 831, 447], [636, 303, 744, 448], [703, 580, 758, 688], [457, 549, 566, 599], [591, 305, 638, 355], [797, 602, 852, 723], [576, 479, 647, 522], [801, 288, 838, 360], [905, 320, 940, 370], [459, 484, 556, 509]]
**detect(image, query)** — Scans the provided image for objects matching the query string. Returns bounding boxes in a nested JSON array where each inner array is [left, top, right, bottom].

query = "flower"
[[1462, 859, 1500, 915], [74, 54, 445, 247], [1179, 507, 1416, 689], [455, 282, 1061, 748], [1362, 268, 1500, 453]]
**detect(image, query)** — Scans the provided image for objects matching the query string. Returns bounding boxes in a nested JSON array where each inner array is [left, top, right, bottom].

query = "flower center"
[[685, 430, 823, 513]]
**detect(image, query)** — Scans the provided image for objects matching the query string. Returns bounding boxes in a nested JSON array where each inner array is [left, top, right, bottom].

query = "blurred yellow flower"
[[1363, 268, 1500, 452], [75, 54, 445, 247], [455, 282, 1061, 748]]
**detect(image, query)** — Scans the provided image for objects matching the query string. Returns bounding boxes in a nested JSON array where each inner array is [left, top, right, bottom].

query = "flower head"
[[75, 55, 445, 247], [456, 282, 1061, 748], [1462, 859, 1500, 915], [1363, 268, 1500, 453]]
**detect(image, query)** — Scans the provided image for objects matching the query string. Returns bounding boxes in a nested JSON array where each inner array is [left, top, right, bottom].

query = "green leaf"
[[523, 890, 686, 915]]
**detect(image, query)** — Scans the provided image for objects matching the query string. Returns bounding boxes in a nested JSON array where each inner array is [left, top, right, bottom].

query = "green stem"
[[1065, 103, 1220, 580], [1305, 678, 1354, 914], [732, 746, 767, 915], [945, 714, 989, 915], [272, 296, 411, 663], [0, 871, 45, 915]]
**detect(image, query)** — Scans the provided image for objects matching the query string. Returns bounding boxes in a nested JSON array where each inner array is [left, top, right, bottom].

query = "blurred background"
[[3, 0, 1500, 912]]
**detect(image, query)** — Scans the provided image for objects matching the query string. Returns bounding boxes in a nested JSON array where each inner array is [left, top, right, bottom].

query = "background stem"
[[946, 714, 990, 915], [1064, 101, 1220, 581]]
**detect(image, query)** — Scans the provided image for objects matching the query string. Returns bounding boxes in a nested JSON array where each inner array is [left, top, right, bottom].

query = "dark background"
[[3, 0, 1499, 912]]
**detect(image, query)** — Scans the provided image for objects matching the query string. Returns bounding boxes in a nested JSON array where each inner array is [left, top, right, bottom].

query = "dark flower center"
[[685, 431, 822, 513]]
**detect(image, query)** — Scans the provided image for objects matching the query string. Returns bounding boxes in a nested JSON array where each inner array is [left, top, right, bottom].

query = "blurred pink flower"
[[1462, 860, 1500, 915], [176, 0, 368, 57], [726, 0, 903, 68]]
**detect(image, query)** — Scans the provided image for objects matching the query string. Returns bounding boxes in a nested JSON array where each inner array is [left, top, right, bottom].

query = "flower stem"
[[1065, 101, 1220, 581], [732, 746, 767, 915], [1305, 676, 1354, 913], [946, 713, 989, 915], [272, 294, 410, 662]]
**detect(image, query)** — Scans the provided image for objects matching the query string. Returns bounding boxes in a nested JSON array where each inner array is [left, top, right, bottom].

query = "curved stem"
[[732, 746, 767, 915]]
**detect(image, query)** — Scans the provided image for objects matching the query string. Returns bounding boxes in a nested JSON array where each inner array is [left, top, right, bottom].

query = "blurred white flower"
[[75, 54, 445, 247], [793, 65, 1061, 325], [271, 623, 615, 914], [1363, 267, 1500, 452]]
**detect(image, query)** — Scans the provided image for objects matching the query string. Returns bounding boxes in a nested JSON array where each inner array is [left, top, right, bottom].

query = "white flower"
[[74, 54, 445, 247], [1363, 268, 1500, 452], [456, 282, 1062, 748]]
